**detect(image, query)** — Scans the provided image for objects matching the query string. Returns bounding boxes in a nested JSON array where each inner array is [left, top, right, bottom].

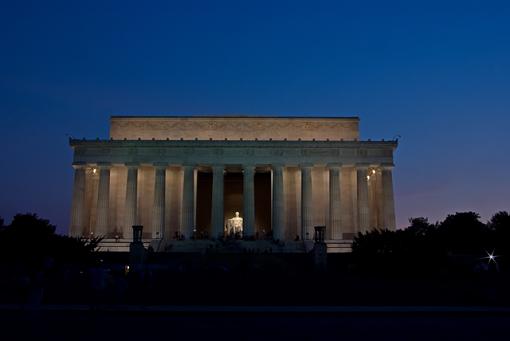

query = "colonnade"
[[70, 163, 395, 240]]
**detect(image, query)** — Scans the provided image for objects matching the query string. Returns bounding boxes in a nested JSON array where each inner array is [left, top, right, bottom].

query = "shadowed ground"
[[1, 307, 509, 341]]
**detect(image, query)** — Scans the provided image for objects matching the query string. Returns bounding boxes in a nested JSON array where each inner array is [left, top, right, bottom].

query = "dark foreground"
[[1, 306, 509, 341], [3, 252, 510, 306]]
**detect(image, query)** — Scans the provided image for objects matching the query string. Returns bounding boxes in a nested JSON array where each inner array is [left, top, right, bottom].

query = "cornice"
[[110, 115, 360, 120], [69, 138, 398, 149]]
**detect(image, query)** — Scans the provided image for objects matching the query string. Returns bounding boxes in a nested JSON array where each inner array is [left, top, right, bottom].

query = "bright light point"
[[372, 169, 376, 174], [366, 175, 370, 180], [92, 168, 97, 174], [482, 250, 499, 265]]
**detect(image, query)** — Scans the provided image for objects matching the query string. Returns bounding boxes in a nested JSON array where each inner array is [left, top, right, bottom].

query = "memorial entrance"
[[195, 168, 272, 238]]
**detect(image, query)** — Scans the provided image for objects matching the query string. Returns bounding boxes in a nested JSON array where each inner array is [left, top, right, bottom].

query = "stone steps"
[[325, 240, 353, 253], [152, 240, 307, 253], [97, 239, 150, 252], [96, 239, 352, 253]]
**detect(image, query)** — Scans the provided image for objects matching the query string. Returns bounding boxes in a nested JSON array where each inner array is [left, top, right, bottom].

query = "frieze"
[[271, 150, 285, 156], [301, 149, 339, 157], [71, 139, 397, 166]]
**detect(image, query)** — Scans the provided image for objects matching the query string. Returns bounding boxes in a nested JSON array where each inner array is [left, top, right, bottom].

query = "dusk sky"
[[1, 0, 509, 234]]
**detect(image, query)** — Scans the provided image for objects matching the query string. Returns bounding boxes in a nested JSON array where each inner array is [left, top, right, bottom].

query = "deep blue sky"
[[1, 0, 509, 234]]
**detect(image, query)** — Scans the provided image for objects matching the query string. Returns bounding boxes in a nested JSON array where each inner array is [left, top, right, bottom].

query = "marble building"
[[69, 116, 397, 249]]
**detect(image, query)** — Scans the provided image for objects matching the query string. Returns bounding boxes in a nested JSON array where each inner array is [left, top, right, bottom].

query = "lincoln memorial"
[[69, 116, 397, 252]]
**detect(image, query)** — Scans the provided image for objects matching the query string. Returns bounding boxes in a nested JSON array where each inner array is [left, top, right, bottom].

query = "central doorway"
[[224, 172, 243, 233], [194, 169, 272, 238]]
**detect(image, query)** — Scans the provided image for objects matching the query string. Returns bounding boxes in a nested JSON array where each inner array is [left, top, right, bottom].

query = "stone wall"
[[110, 116, 359, 141]]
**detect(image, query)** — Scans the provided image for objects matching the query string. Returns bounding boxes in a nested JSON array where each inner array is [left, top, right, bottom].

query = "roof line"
[[110, 115, 360, 120]]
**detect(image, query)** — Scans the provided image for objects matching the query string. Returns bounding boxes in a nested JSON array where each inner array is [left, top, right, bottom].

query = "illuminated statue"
[[226, 211, 243, 236]]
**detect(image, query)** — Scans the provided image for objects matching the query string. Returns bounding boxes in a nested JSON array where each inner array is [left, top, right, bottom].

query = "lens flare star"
[[482, 250, 499, 264]]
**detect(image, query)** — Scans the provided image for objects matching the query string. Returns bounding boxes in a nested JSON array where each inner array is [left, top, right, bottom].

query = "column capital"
[[211, 164, 225, 173], [72, 162, 87, 170], [380, 163, 395, 170], [242, 164, 256, 175], [153, 162, 168, 169], [96, 162, 112, 169], [243, 164, 256, 170], [327, 162, 343, 169], [299, 163, 314, 169], [125, 162, 140, 168]]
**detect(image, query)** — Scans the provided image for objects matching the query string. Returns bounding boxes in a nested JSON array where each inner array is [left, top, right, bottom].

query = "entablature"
[[70, 139, 397, 166]]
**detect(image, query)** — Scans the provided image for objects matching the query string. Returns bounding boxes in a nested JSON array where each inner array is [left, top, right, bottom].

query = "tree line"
[[0, 213, 100, 268], [353, 211, 510, 274]]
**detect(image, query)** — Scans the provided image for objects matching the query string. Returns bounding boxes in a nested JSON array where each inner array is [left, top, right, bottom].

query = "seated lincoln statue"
[[226, 211, 243, 237]]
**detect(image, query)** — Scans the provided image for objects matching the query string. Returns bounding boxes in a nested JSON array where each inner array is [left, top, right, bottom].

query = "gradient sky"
[[1, 0, 509, 234]]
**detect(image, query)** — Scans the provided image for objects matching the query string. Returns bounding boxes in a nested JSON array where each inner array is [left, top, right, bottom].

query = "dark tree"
[[407, 217, 435, 236], [352, 212, 504, 275], [488, 211, 510, 233], [488, 211, 510, 257], [437, 212, 490, 254], [0, 213, 99, 267], [8, 213, 56, 237]]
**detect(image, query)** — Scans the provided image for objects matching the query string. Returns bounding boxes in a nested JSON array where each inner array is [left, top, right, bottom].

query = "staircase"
[[325, 240, 353, 253], [152, 239, 307, 253], [96, 239, 150, 252], [96, 239, 352, 253]]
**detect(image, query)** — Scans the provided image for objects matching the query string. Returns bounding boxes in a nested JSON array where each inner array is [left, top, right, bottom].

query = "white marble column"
[[243, 164, 256, 238], [357, 164, 370, 233], [124, 163, 138, 239], [272, 164, 284, 240], [211, 165, 225, 238], [152, 164, 167, 239], [368, 169, 378, 229], [375, 168, 384, 229], [381, 164, 396, 230], [328, 163, 342, 240], [95, 164, 111, 236], [181, 165, 195, 238], [301, 164, 313, 240], [70, 164, 86, 237]]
